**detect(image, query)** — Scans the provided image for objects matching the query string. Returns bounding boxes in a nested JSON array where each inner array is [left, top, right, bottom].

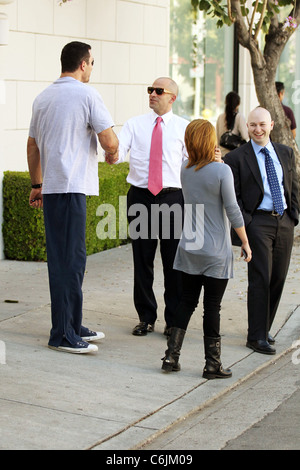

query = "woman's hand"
[[241, 242, 252, 263], [214, 146, 222, 162], [233, 227, 252, 262]]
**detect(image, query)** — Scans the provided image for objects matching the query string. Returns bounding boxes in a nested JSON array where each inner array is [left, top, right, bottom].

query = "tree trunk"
[[234, 12, 300, 179], [251, 53, 300, 179]]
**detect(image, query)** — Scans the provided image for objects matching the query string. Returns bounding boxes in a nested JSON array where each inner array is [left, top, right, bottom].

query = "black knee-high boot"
[[203, 336, 232, 379], [161, 327, 186, 372]]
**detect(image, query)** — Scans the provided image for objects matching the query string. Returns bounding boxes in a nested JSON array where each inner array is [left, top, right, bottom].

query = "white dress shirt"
[[117, 110, 189, 188]]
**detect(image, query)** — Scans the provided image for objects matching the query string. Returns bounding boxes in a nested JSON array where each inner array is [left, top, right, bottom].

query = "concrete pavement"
[[0, 228, 300, 450], [142, 348, 300, 450]]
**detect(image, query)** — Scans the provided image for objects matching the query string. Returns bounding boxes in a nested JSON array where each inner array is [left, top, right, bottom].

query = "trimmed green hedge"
[[2, 163, 130, 261]]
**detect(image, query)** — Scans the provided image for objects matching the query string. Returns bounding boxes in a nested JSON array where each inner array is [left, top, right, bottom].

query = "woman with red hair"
[[161, 119, 251, 379]]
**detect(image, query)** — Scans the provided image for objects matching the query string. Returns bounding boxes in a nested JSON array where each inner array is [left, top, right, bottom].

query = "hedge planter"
[[2, 162, 130, 261]]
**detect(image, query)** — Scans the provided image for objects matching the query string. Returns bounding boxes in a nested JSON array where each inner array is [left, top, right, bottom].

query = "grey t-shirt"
[[29, 77, 114, 196], [174, 162, 244, 279]]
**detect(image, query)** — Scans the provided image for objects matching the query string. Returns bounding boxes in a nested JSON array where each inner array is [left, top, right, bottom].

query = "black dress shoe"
[[132, 322, 154, 336], [268, 333, 275, 344], [246, 339, 276, 355]]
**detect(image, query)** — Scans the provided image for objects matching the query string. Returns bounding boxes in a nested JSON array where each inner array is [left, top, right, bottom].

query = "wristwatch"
[[31, 183, 42, 189]]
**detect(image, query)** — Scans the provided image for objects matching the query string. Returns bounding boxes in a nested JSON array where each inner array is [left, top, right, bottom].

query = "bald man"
[[224, 107, 299, 355], [109, 77, 189, 337]]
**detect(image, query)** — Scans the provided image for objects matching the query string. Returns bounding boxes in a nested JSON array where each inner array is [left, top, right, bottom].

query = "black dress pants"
[[246, 211, 294, 341], [43, 193, 86, 347], [127, 186, 184, 326]]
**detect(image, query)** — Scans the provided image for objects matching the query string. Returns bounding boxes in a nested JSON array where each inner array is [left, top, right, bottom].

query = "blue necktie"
[[260, 147, 284, 216]]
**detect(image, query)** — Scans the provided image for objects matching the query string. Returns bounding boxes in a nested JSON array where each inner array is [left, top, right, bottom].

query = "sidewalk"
[[0, 228, 300, 450]]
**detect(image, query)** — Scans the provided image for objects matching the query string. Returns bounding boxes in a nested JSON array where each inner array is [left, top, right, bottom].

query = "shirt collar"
[[151, 109, 173, 125], [251, 139, 273, 156]]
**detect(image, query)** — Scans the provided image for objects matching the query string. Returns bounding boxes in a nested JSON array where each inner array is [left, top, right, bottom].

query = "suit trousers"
[[43, 193, 86, 347], [127, 186, 184, 326], [246, 210, 294, 341]]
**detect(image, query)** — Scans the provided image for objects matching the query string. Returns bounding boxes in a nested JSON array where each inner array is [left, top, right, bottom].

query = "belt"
[[254, 209, 285, 217], [159, 187, 181, 194], [133, 186, 181, 194]]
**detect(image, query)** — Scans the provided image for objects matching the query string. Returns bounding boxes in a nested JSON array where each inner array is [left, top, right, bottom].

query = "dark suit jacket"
[[224, 141, 299, 245]]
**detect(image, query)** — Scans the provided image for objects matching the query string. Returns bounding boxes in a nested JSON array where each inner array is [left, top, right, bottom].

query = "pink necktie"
[[148, 117, 163, 196]]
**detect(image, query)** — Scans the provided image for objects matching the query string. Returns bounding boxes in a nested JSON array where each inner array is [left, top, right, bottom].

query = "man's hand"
[[27, 137, 43, 208], [29, 189, 43, 209], [98, 127, 119, 164], [105, 151, 119, 165]]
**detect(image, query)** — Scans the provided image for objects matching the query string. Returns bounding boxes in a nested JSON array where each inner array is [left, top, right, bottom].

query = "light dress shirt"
[[251, 140, 287, 211], [117, 110, 189, 188]]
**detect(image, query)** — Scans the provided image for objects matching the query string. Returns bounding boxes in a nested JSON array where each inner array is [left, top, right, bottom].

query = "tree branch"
[[263, 0, 300, 74], [231, 0, 251, 47], [231, 0, 265, 69], [254, 0, 268, 40], [268, 0, 279, 29], [249, 0, 259, 35], [289, 0, 300, 22], [227, 0, 236, 22]]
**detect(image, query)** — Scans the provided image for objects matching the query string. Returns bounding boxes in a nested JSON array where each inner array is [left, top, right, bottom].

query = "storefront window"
[[277, 27, 300, 148], [170, 0, 234, 124]]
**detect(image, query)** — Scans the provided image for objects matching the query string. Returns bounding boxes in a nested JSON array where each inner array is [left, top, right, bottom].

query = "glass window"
[[277, 27, 300, 148], [169, 0, 234, 125]]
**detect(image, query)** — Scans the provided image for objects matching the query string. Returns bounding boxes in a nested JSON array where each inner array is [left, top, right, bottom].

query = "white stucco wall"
[[0, 0, 170, 259], [238, 45, 259, 119]]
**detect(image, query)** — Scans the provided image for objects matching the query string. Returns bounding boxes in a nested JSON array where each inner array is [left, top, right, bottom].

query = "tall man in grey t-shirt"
[[27, 42, 119, 354]]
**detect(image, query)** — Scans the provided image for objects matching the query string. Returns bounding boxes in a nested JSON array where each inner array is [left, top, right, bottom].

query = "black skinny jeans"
[[172, 272, 228, 337]]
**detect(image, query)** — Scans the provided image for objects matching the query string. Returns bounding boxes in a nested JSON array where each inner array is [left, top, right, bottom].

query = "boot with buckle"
[[161, 327, 186, 372], [202, 336, 232, 379]]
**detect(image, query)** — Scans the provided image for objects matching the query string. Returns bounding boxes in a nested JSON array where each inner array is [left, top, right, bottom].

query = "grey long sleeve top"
[[174, 161, 244, 279]]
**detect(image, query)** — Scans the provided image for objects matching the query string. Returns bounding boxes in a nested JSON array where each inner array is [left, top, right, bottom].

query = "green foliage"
[[2, 171, 47, 261], [192, 0, 297, 31], [192, 0, 236, 28], [2, 163, 130, 261], [85, 163, 130, 255]]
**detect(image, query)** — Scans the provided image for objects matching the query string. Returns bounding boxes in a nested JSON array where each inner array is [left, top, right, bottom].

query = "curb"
[[89, 305, 300, 450]]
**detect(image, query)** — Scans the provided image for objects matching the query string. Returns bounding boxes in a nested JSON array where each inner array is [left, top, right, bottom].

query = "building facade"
[[0, 0, 170, 259]]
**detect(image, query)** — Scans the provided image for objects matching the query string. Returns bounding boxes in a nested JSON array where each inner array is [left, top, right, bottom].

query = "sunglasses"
[[83, 59, 94, 66], [147, 87, 173, 96]]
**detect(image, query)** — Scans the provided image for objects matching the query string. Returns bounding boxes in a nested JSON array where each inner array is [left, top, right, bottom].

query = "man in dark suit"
[[224, 107, 299, 355]]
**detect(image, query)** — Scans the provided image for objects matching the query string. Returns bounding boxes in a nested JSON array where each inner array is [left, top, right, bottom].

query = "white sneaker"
[[81, 330, 105, 342], [49, 340, 98, 354]]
